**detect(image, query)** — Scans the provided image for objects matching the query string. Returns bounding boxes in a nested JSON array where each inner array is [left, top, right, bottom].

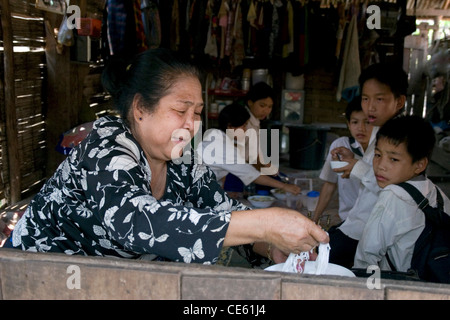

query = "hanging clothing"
[[337, 14, 361, 102], [281, 0, 294, 59], [104, 0, 146, 59], [231, 0, 245, 69], [105, 0, 129, 56], [133, 0, 148, 52], [141, 0, 162, 49], [170, 0, 180, 51]]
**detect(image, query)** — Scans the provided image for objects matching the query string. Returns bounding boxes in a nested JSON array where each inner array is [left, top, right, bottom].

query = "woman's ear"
[[132, 94, 145, 122], [414, 157, 429, 175]]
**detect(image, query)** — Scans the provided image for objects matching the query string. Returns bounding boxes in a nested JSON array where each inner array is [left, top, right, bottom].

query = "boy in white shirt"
[[313, 96, 372, 224], [327, 63, 408, 268], [354, 115, 450, 272]]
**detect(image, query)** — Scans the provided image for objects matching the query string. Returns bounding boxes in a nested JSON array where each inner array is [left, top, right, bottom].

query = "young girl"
[[197, 103, 300, 195]]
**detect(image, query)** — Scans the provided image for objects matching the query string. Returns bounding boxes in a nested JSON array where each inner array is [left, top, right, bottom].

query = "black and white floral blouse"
[[12, 116, 250, 264]]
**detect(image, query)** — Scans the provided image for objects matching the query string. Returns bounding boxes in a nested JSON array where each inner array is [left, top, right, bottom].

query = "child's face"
[[347, 110, 372, 149], [248, 97, 273, 121], [361, 79, 405, 127], [373, 137, 427, 188]]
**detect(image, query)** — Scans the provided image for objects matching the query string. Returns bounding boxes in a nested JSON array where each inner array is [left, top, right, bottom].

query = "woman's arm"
[[223, 207, 329, 255]]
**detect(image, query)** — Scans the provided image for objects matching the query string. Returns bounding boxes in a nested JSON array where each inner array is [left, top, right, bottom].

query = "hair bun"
[[101, 58, 130, 97]]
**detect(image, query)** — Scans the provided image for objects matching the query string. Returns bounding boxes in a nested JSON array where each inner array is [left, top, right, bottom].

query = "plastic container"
[[306, 191, 320, 212], [285, 72, 305, 90], [287, 125, 329, 170], [252, 69, 269, 85]]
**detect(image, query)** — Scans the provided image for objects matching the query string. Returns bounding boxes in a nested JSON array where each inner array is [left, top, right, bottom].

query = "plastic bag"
[[57, 14, 74, 47], [282, 242, 331, 275]]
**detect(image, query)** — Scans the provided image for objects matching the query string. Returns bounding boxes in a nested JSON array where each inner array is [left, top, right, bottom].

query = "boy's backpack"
[[388, 182, 450, 284]]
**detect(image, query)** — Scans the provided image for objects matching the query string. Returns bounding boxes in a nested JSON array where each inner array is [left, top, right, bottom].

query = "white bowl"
[[330, 161, 349, 176], [265, 261, 355, 277], [247, 195, 276, 208], [270, 188, 287, 200]]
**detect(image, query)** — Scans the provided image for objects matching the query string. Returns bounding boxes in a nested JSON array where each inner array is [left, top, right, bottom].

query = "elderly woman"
[[7, 49, 328, 265]]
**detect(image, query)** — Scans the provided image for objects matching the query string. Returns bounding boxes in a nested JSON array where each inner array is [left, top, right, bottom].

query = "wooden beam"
[[407, 8, 450, 17], [1, 0, 22, 204]]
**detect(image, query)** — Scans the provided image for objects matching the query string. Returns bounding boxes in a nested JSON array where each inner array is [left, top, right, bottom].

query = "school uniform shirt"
[[338, 126, 380, 240], [319, 136, 365, 221], [244, 106, 268, 165], [196, 128, 261, 186], [12, 116, 249, 264], [353, 176, 450, 272]]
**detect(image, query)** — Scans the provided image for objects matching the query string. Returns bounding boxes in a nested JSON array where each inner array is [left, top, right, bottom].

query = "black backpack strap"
[[396, 182, 449, 227], [397, 182, 429, 210]]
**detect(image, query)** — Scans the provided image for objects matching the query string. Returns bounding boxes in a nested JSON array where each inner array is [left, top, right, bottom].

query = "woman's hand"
[[224, 207, 329, 255], [263, 207, 329, 254], [270, 246, 289, 264]]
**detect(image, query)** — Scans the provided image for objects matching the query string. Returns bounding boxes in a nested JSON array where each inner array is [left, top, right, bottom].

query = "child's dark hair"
[[376, 115, 436, 163], [246, 82, 274, 102], [345, 96, 363, 121], [218, 103, 250, 132], [102, 48, 201, 122], [359, 63, 409, 98]]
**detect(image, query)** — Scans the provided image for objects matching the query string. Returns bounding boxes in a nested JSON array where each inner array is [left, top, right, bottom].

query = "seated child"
[[313, 96, 373, 224], [353, 115, 450, 272], [328, 62, 408, 268], [196, 103, 300, 196]]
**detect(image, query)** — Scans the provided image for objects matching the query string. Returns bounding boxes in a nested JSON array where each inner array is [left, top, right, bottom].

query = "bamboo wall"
[[0, 0, 108, 208], [0, 0, 47, 206]]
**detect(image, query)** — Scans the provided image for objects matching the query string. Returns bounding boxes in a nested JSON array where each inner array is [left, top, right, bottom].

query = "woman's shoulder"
[[92, 116, 128, 133], [79, 115, 145, 164], [89, 116, 134, 145]]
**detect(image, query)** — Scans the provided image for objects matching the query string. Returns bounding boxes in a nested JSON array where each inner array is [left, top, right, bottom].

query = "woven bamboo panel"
[[0, 0, 47, 208]]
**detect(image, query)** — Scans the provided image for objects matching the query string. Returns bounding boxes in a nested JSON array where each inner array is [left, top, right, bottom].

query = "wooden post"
[[1, 0, 21, 204]]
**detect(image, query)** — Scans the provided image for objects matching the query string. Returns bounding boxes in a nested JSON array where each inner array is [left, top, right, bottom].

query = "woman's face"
[[134, 76, 203, 162], [248, 97, 273, 121]]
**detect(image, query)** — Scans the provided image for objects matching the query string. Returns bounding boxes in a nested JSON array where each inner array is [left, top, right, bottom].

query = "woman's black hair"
[[218, 103, 250, 132], [246, 81, 274, 103], [359, 63, 409, 98], [102, 48, 201, 122], [376, 115, 436, 163]]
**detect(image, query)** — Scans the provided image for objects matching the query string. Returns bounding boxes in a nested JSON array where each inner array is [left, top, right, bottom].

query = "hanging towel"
[[337, 14, 361, 102]]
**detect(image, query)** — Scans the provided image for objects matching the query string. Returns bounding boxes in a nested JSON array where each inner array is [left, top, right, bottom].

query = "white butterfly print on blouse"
[[178, 238, 205, 263]]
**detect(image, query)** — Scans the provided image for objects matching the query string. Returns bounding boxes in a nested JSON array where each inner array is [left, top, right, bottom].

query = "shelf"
[[207, 89, 248, 97]]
